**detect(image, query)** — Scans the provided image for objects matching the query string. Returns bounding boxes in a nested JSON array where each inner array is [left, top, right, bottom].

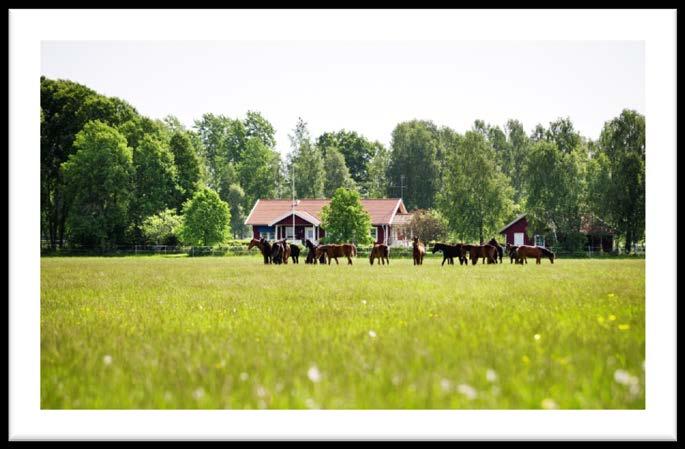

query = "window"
[[305, 227, 315, 241], [285, 226, 294, 239], [370, 227, 378, 241], [260, 232, 272, 241], [534, 235, 545, 247], [514, 232, 524, 246]]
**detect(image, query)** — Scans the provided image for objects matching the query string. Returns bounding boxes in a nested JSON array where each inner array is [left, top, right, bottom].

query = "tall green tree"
[[592, 109, 646, 253], [437, 130, 514, 243], [522, 140, 587, 250], [130, 135, 178, 232], [61, 121, 134, 248], [323, 146, 356, 197], [503, 119, 531, 205], [387, 120, 440, 209], [178, 187, 231, 246], [365, 142, 390, 199], [225, 183, 249, 238], [238, 138, 281, 212], [169, 131, 202, 211], [319, 188, 373, 244], [316, 130, 376, 191], [244, 110, 276, 149], [289, 118, 325, 198], [41, 77, 139, 248]]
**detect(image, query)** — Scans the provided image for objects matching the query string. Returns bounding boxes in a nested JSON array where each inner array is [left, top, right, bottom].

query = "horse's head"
[[430, 243, 440, 253], [247, 238, 259, 250]]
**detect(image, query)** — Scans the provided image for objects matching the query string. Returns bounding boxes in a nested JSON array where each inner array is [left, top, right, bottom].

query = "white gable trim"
[[268, 210, 321, 227], [244, 199, 260, 225], [386, 199, 404, 227]]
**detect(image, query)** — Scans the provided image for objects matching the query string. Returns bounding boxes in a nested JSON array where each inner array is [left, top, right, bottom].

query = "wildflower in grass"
[[392, 374, 402, 386], [457, 384, 477, 400], [305, 398, 319, 409], [486, 369, 498, 383], [240, 372, 249, 381], [541, 398, 559, 409], [440, 379, 451, 392], [103, 355, 112, 366], [193, 388, 205, 400], [256, 386, 267, 398], [368, 330, 377, 338], [597, 316, 605, 324], [521, 355, 530, 364], [362, 300, 367, 305], [164, 392, 173, 402], [614, 369, 639, 389], [308, 366, 322, 383], [534, 334, 541, 341], [608, 293, 616, 298], [618, 324, 630, 331], [608, 315, 616, 321]]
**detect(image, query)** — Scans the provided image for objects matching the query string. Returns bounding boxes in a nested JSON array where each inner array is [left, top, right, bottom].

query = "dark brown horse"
[[464, 244, 496, 265], [515, 245, 555, 264], [248, 237, 272, 264], [270, 239, 291, 265], [488, 238, 504, 263], [506, 243, 525, 264], [413, 237, 426, 265], [369, 243, 390, 265], [431, 242, 467, 266], [315, 243, 357, 265], [303, 239, 326, 264], [287, 241, 301, 264]]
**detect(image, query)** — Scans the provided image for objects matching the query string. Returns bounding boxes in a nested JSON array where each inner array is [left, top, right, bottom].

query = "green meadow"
[[41, 255, 645, 409]]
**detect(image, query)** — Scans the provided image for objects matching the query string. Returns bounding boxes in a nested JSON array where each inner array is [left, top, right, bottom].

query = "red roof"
[[245, 198, 407, 226]]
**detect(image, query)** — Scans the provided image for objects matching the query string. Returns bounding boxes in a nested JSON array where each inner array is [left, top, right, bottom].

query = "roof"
[[498, 214, 527, 233], [245, 198, 407, 226], [268, 209, 321, 226], [580, 214, 616, 235]]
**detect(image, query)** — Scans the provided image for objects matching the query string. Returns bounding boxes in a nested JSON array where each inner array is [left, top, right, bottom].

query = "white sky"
[[41, 40, 644, 156]]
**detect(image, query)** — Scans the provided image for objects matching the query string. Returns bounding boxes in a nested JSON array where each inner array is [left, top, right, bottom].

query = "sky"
[[41, 40, 645, 156]]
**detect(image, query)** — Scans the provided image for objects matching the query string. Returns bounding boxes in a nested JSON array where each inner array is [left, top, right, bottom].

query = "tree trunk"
[[624, 229, 632, 254]]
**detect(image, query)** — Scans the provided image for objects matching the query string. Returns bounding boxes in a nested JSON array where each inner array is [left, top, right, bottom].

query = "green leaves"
[[178, 187, 231, 247], [320, 188, 373, 244]]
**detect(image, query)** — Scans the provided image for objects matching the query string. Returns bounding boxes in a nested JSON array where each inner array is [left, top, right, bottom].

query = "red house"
[[244, 198, 413, 246], [499, 214, 535, 246]]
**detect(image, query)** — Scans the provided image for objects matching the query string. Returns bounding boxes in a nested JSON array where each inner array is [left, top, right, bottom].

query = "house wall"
[[273, 215, 313, 226], [501, 218, 533, 246], [375, 225, 384, 244], [253, 225, 275, 239]]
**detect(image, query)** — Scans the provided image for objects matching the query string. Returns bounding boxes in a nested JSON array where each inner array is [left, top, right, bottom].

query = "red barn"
[[244, 198, 413, 246], [499, 214, 534, 246]]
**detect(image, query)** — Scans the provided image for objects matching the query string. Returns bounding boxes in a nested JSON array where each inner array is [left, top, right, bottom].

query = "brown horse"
[[315, 243, 357, 265], [413, 237, 426, 265], [515, 245, 555, 264], [488, 238, 504, 263], [248, 237, 272, 264], [464, 244, 496, 265], [270, 239, 291, 265], [506, 243, 525, 264], [369, 243, 390, 265], [303, 239, 326, 264]]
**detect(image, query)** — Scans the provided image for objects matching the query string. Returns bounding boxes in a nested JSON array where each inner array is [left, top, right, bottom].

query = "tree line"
[[41, 77, 645, 253]]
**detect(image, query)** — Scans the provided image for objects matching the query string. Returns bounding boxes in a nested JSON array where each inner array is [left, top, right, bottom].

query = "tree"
[[141, 208, 183, 245], [522, 140, 587, 251], [323, 146, 356, 197], [315, 130, 376, 190], [409, 209, 449, 243], [289, 118, 325, 198], [503, 119, 531, 205], [238, 138, 280, 212], [61, 121, 134, 248], [387, 120, 440, 210], [319, 188, 373, 244], [365, 142, 390, 199], [226, 184, 249, 238], [593, 109, 645, 253], [169, 131, 202, 211], [41, 77, 139, 248], [178, 187, 231, 246], [437, 130, 514, 243], [244, 111, 276, 149], [130, 135, 178, 231]]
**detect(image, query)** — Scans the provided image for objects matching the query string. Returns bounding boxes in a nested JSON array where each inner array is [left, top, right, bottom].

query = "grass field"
[[41, 255, 645, 409]]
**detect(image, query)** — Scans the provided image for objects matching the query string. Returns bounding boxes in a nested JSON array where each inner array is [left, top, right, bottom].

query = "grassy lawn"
[[41, 255, 645, 409]]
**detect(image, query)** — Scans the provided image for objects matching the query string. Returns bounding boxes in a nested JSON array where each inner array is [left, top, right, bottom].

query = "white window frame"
[[370, 227, 378, 241], [305, 227, 315, 241], [534, 234, 545, 247], [285, 226, 295, 240]]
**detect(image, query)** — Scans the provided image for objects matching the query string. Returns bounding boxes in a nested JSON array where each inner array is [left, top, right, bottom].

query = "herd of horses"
[[247, 236, 555, 266]]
